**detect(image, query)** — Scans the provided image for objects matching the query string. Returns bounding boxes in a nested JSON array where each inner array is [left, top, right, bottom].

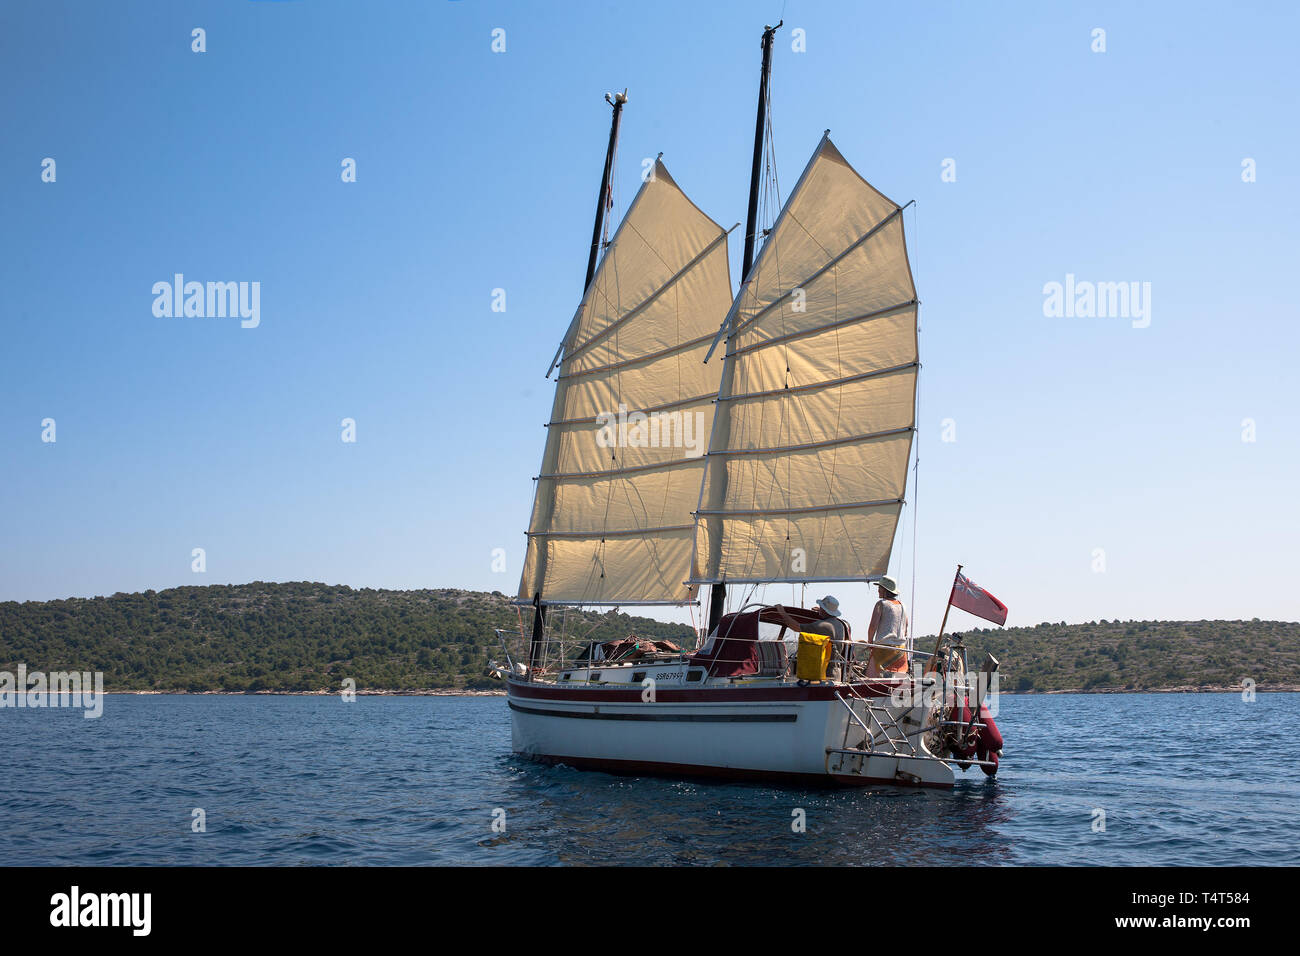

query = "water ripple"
[[0, 693, 1295, 865]]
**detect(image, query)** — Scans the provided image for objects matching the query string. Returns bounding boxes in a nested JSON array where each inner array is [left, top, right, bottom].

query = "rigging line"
[[604, 125, 619, 251], [734, 402, 785, 585], [734, 257, 797, 587], [585, 239, 699, 606], [734, 224, 783, 585], [565, 232, 730, 365], [765, 111, 780, 206], [771, 145, 792, 587], [620, 215, 675, 277], [821, 268, 877, 580], [910, 200, 920, 620], [779, 273, 875, 585], [762, 35, 780, 230], [766, 207, 835, 275], [739, 125, 796, 586], [612, 451, 677, 598], [730, 207, 905, 340], [910, 396, 919, 620], [728, 236, 764, 580], [724, 57, 789, 589], [574, 217, 632, 607], [615, 240, 698, 599]]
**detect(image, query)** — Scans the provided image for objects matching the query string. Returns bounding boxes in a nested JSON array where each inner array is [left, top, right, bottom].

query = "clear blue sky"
[[2, 1, 1296, 637]]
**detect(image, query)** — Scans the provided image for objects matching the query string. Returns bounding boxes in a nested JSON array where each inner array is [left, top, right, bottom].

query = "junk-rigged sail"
[[518, 160, 733, 606], [692, 134, 919, 587]]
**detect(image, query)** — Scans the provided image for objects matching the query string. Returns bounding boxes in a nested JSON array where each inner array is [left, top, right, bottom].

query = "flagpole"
[[927, 563, 962, 668]]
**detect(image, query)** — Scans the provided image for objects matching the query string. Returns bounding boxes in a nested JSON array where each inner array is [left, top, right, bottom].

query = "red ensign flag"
[[950, 572, 1008, 626]]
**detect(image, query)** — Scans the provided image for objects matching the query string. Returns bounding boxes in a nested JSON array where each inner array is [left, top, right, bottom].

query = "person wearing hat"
[[812, 595, 850, 681], [867, 575, 910, 677], [769, 595, 849, 680]]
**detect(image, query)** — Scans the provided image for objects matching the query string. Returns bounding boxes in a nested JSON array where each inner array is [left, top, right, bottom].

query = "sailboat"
[[494, 24, 1004, 789]]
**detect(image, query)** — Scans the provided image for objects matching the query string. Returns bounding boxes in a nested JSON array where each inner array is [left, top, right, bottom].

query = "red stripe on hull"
[[520, 751, 952, 790], [507, 679, 901, 704]]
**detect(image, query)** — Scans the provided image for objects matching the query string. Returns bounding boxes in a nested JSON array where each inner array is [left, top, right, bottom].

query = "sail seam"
[[687, 574, 885, 586], [725, 301, 918, 360], [556, 332, 715, 381], [539, 457, 708, 481], [727, 205, 905, 340], [526, 525, 695, 539], [695, 497, 902, 517], [545, 392, 717, 428], [720, 361, 918, 404], [561, 230, 731, 367], [706, 425, 913, 457]]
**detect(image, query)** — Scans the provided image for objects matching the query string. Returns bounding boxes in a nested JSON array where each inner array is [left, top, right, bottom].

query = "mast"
[[742, 22, 780, 281], [586, 90, 627, 290], [530, 90, 627, 671], [707, 22, 780, 638]]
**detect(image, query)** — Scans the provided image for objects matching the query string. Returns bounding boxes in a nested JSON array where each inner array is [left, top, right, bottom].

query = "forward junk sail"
[[518, 160, 733, 606], [692, 134, 919, 587]]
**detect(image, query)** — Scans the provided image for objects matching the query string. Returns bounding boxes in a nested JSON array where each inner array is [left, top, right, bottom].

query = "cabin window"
[[686, 669, 704, 682]]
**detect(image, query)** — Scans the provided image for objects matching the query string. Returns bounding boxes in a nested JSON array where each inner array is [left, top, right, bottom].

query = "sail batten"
[[727, 205, 907, 339], [722, 361, 917, 403], [555, 332, 718, 380], [562, 230, 732, 364], [547, 391, 718, 427], [691, 135, 919, 588], [529, 525, 696, 539], [725, 300, 918, 358], [697, 497, 903, 517], [704, 425, 915, 458], [518, 160, 732, 607]]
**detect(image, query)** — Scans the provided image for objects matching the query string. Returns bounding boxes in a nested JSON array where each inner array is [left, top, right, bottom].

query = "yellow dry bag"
[[796, 632, 831, 682]]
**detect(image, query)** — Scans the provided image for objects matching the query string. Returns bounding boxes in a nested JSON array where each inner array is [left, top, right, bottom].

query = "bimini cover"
[[689, 605, 846, 677], [688, 609, 763, 677]]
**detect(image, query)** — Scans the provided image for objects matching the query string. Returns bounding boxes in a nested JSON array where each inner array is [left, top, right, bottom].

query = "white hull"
[[507, 672, 956, 789]]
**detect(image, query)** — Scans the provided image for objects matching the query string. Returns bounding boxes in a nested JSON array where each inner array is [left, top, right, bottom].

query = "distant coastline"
[[4, 582, 1297, 696]]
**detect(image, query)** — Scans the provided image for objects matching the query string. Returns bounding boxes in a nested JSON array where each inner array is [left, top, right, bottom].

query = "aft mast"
[[706, 21, 782, 638]]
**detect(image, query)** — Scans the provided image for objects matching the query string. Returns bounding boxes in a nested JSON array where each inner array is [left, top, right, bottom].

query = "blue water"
[[1, 693, 1295, 865]]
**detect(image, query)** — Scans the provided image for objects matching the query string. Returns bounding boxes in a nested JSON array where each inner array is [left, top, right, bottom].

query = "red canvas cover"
[[689, 606, 845, 677], [688, 610, 763, 677]]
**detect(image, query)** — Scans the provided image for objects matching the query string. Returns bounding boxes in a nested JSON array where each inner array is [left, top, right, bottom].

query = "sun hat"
[[816, 595, 842, 617], [878, 575, 900, 596]]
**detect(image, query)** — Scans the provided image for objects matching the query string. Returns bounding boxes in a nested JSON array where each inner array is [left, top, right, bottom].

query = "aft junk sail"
[[518, 160, 733, 607], [692, 134, 919, 588]]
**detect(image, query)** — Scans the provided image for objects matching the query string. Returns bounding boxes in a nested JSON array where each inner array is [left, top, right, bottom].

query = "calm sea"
[[2, 692, 1294, 866]]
